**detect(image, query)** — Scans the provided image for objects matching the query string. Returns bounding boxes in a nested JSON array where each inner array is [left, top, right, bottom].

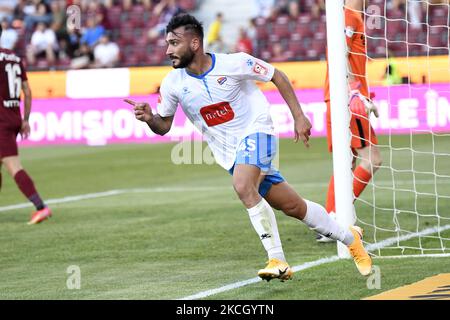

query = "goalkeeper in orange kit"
[[319, 0, 383, 242]]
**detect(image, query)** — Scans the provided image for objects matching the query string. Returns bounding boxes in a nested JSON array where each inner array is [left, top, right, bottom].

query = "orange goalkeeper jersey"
[[324, 8, 368, 102]]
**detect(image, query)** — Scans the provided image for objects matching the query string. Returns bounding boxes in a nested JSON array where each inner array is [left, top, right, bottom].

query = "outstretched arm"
[[271, 68, 311, 147], [124, 99, 174, 136], [20, 81, 32, 140]]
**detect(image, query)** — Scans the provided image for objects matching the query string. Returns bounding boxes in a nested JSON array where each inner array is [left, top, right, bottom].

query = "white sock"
[[302, 200, 354, 245], [247, 198, 286, 262]]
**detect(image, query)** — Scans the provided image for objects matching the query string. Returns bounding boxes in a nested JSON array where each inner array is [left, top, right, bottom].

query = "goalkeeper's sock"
[[325, 166, 372, 214], [325, 175, 335, 213], [302, 199, 354, 245], [14, 170, 45, 210], [247, 198, 286, 262], [353, 166, 372, 198]]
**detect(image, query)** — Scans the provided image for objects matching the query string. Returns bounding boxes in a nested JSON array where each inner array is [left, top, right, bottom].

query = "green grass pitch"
[[0, 134, 449, 299]]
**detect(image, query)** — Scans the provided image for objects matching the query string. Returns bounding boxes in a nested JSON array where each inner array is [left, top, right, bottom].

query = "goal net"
[[328, 0, 450, 257]]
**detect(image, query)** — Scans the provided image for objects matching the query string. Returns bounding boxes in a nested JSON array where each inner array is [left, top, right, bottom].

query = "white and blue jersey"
[[156, 52, 285, 195]]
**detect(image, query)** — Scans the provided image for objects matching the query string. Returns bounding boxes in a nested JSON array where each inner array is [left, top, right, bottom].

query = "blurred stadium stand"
[[1, 0, 448, 71]]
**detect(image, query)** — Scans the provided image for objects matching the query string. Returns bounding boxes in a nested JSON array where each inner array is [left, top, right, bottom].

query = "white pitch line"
[[0, 190, 126, 212], [0, 187, 231, 212], [0, 179, 446, 213], [178, 255, 341, 300], [178, 224, 450, 300], [374, 253, 450, 259], [366, 224, 450, 252]]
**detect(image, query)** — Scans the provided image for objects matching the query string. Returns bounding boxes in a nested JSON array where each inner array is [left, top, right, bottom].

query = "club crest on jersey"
[[217, 76, 227, 85], [253, 62, 268, 76], [200, 102, 235, 127], [182, 87, 191, 96]]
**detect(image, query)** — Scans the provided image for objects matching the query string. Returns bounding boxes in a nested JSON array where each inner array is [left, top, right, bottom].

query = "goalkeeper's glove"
[[349, 81, 379, 118]]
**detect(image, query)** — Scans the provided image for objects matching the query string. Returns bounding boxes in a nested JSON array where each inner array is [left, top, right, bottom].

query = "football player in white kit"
[[125, 14, 372, 280]]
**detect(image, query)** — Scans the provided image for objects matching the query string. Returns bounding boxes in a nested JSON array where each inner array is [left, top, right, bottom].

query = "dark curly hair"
[[166, 14, 204, 41]]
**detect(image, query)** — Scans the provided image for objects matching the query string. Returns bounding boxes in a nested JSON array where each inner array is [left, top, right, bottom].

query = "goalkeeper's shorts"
[[325, 100, 378, 153], [228, 132, 285, 197]]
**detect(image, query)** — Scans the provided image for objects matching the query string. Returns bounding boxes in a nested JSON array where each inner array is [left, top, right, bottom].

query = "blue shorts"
[[228, 132, 285, 197]]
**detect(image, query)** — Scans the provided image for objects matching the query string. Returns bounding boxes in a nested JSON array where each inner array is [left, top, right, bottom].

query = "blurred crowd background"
[[0, 0, 448, 71]]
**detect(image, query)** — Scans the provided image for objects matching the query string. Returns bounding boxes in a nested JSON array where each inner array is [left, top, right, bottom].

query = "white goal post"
[[325, 0, 356, 258], [326, 0, 450, 258]]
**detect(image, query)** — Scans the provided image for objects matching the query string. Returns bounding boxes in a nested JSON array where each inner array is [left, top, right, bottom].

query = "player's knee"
[[7, 165, 22, 177], [233, 180, 259, 204], [233, 180, 252, 198], [2, 157, 22, 176]]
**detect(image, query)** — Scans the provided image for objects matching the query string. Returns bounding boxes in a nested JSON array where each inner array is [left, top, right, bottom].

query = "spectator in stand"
[[80, 16, 105, 48], [26, 22, 58, 66], [311, 0, 325, 19], [0, 0, 18, 22], [70, 43, 94, 69], [86, 0, 111, 30], [0, 18, 18, 50], [140, 0, 154, 10], [288, 0, 300, 19], [247, 18, 257, 52], [122, 0, 154, 11], [148, 0, 183, 42], [103, 0, 114, 9], [253, 0, 275, 18], [122, 0, 134, 11], [383, 50, 403, 85], [69, 0, 89, 12], [271, 0, 300, 19], [206, 12, 224, 52], [407, 0, 422, 30], [0, 0, 17, 21], [11, 0, 29, 29], [235, 27, 253, 55], [23, 0, 52, 32], [60, 26, 81, 61], [388, 0, 406, 11], [270, 42, 289, 62], [93, 33, 120, 68], [54, 0, 80, 64], [50, 0, 67, 35]]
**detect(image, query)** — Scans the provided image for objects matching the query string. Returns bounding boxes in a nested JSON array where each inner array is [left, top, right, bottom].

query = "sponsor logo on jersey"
[[246, 59, 254, 67], [200, 102, 235, 127], [253, 62, 268, 76], [217, 76, 227, 85]]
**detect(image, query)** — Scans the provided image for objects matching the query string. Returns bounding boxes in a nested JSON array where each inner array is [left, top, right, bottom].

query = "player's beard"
[[171, 50, 195, 69]]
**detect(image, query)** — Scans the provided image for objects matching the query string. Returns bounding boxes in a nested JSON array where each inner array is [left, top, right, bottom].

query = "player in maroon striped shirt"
[[0, 25, 52, 224]]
